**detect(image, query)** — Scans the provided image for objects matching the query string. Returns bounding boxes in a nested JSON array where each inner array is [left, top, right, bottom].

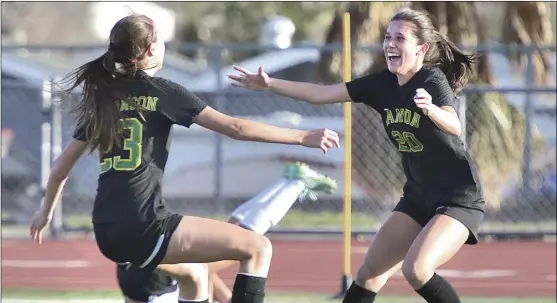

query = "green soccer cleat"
[[282, 162, 338, 201]]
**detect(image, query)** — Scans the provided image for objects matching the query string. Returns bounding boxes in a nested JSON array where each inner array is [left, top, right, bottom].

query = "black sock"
[[341, 281, 377, 303], [178, 300, 209, 303], [416, 273, 461, 303], [230, 274, 266, 303]]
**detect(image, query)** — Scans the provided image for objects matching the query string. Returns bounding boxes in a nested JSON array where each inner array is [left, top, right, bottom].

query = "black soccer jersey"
[[346, 66, 483, 206], [73, 71, 207, 223]]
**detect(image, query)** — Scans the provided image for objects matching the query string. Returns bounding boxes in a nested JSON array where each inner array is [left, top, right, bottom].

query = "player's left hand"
[[414, 88, 434, 115], [30, 209, 52, 244], [302, 128, 340, 154]]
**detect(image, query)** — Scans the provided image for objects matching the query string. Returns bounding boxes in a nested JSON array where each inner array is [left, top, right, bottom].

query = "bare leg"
[[402, 214, 470, 302], [206, 175, 315, 303], [206, 218, 242, 303], [202, 172, 320, 302], [211, 274, 232, 303], [156, 263, 209, 301], [162, 216, 272, 275], [356, 212, 422, 291], [341, 211, 422, 302], [162, 216, 272, 303]]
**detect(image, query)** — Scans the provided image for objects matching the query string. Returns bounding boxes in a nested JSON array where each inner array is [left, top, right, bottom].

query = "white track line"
[[3, 301, 121, 303], [388, 269, 518, 279], [2, 260, 92, 268]]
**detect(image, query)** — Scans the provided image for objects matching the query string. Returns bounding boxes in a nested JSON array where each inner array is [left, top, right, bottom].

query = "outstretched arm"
[[228, 65, 351, 105], [156, 78, 341, 152], [269, 78, 350, 105], [193, 106, 340, 153]]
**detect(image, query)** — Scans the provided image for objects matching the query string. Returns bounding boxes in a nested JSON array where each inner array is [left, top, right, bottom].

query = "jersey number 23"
[[100, 118, 143, 174]]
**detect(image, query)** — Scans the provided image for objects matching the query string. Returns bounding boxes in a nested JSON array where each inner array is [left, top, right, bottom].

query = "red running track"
[[2, 238, 555, 297]]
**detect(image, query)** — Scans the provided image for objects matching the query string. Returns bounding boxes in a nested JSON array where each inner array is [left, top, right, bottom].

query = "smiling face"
[[383, 20, 428, 81]]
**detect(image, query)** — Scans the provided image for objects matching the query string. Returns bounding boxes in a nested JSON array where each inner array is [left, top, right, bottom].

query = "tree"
[[502, 2, 554, 86]]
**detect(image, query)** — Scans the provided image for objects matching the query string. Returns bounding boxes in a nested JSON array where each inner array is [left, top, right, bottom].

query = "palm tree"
[[502, 1, 554, 86]]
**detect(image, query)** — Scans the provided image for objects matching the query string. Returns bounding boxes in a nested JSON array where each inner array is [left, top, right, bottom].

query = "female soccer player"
[[29, 14, 340, 303], [228, 7, 484, 303], [118, 162, 337, 303]]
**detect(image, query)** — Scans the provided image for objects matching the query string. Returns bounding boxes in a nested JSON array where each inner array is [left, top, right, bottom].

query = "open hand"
[[302, 128, 341, 154], [228, 65, 270, 91], [30, 209, 51, 244]]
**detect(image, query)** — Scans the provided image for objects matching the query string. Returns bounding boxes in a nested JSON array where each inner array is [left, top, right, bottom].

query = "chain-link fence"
[[2, 43, 555, 238], [2, 82, 45, 225]]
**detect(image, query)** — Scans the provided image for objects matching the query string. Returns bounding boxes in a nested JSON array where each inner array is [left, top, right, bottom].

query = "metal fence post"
[[458, 95, 467, 148], [521, 48, 534, 205], [213, 46, 225, 215], [49, 78, 64, 237], [40, 80, 53, 236]]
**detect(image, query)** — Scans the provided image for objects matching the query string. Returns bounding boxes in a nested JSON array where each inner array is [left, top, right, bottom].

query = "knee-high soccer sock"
[[230, 179, 289, 222], [416, 273, 461, 303], [242, 179, 290, 207], [259, 179, 304, 225], [231, 180, 305, 235], [341, 281, 377, 303], [229, 178, 305, 303], [231, 274, 266, 303]]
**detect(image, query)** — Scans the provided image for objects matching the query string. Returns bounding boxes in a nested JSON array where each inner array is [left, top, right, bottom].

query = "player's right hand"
[[302, 128, 341, 154], [30, 210, 51, 244], [228, 65, 270, 91]]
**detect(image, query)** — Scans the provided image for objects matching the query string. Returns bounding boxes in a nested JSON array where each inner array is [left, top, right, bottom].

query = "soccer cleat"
[[282, 162, 338, 201]]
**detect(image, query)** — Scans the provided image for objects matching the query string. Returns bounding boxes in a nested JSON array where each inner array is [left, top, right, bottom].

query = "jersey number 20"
[[391, 130, 423, 152], [100, 118, 143, 174]]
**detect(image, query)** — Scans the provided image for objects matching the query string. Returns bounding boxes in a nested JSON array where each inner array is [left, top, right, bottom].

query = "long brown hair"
[[391, 8, 479, 94], [59, 14, 157, 153]]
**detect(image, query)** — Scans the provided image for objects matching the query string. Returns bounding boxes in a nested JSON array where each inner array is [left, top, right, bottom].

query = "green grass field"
[[4, 210, 555, 232], [2, 289, 555, 303], [55, 210, 385, 230]]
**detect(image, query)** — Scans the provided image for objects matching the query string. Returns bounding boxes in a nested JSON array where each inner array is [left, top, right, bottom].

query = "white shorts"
[[146, 288, 179, 303], [230, 206, 272, 235]]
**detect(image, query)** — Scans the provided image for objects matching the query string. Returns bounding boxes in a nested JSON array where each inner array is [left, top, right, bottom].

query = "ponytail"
[[105, 43, 140, 77], [431, 31, 479, 94], [59, 49, 141, 154], [59, 14, 158, 154]]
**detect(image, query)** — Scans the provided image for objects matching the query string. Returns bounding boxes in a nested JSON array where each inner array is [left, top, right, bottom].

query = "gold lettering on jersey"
[[385, 108, 421, 129], [119, 96, 159, 112], [391, 130, 424, 153]]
